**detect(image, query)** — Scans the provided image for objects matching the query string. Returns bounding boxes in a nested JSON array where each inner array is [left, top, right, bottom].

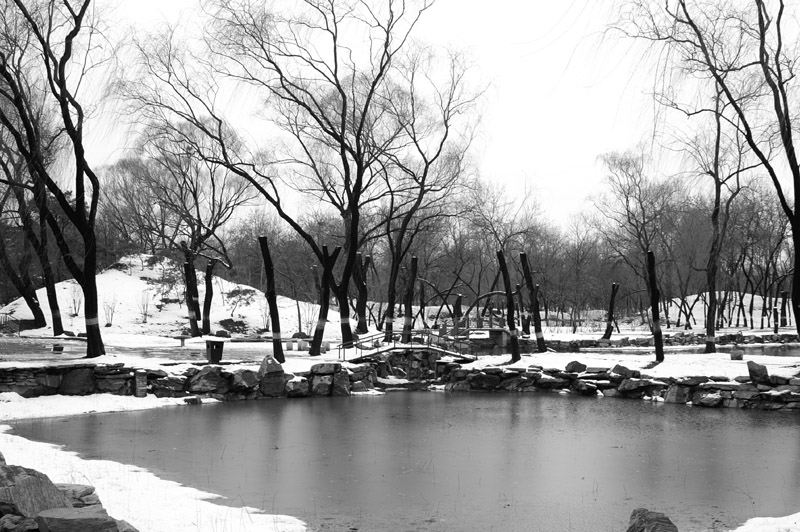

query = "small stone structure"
[[0, 455, 137, 532]]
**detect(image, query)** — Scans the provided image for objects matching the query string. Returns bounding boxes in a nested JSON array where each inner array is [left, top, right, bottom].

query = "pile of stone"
[[440, 359, 800, 411], [0, 357, 379, 401], [0, 452, 135, 532], [149, 358, 378, 400]]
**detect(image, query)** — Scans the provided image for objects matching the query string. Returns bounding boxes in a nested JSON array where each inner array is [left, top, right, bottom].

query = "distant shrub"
[[219, 318, 248, 334]]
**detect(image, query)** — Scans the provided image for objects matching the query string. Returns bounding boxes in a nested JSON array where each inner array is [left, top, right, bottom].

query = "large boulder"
[[625, 508, 678, 532], [747, 361, 770, 386], [187, 366, 229, 394], [0, 465, 71, 518], [331, 371, 351, 396], [229, 369, 259, 392], [0, 514, 37, 531], [611, 364, 640, 379], [258, 357, 286, 397], [310, 363, 341, 375], [57, 369, 95, 396], [565, 360, 587, 373], [285, 377, 309, 398], [35, 506, 118, 532], [468, 372, 502, 390], [664, 384, 690, 404], [311, 375, 332, 396], [257, 357, 283, 379], [150, 376, 187, 398]]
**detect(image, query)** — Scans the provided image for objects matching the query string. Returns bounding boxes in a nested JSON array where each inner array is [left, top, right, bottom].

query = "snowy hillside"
[[0, 254, 346, 341]]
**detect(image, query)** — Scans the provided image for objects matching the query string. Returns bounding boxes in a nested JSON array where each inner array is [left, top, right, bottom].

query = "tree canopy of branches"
[[619, 0, 800, 334], [0, 0, 108, 356]]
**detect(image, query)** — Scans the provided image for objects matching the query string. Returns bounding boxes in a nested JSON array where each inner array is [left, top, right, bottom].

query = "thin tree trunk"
[[401, 256, 417, 343], [258, 237, 285, 363], [520, 252, 546, 352], [647, 250, 664, 363], [202, 260, 217, 335], [310, 246, 340, 356], [183, 261, 200, 336], [602, 283, 620, 340], [354, 254, 371, 334], [516, 283, 530, 335], [497, 250, 520, 363]]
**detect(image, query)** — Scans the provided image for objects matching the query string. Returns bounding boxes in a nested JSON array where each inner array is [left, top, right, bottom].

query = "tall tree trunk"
[[705, 258, 718, 353], [183, 261, 201, 336], [354, 253, 371, 334], [601, 283, 620, 340], [258, 237, 285, 363], [311, 246, 340, 356], [401, 256, 417, 343], [418, 279, 427, 329], [647, 250, 664, 363], [781, 290, 789, 328], [481, 271, 500, 318], [497, 250, 520, 363], [202, 260, 217, 335], [453, 294, 463, 330], [516, 283, 530, 335], [520, 252, 546, 352]]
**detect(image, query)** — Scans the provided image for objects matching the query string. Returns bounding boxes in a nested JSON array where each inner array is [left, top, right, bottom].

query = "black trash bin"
[[206, 339, 225, 363]]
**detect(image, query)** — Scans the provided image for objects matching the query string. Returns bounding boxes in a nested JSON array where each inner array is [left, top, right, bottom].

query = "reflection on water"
[[11, 392, 800, 532]]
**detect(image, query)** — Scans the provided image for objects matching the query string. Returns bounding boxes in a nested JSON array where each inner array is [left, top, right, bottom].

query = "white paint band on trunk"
[[535, 332, 544, 339], [706, 336, 716, 343], [341, 318, 350, 325], [316, 319, 326, 330], [653, 319, 662, 333], [272, 332, 281, 341], [85, 318, 99, 326], [510, 329, 518, 337], [187, 312, 195, 319]]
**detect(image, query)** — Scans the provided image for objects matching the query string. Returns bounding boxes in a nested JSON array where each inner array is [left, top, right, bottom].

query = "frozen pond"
[[11, 392, 800, 532]]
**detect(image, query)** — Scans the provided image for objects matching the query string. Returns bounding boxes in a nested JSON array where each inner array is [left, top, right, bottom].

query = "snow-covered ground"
[[2, 255, 800, 531]]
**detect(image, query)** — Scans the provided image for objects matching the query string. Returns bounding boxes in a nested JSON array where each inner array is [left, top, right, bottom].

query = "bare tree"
[[620, 0, 800, 334], [595, 150, 678, 291], [0, 0, 110, 356], [379, 47, 480, 340], [105, 122, 255, 335], [124, 0, 439, 347]]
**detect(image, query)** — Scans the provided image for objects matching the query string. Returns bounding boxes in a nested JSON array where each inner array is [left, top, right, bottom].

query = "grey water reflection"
[[11, 392, 800, 532]]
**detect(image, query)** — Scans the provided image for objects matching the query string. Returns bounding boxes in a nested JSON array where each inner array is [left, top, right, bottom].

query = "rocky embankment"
[[0, 452, 134, 532], [0, 358, 377, 401], [441, 358, 800, 410], [2, 342, 800, 411]]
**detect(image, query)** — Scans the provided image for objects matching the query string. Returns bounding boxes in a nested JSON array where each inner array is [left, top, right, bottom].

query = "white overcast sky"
[[103, 0, 657, 227]]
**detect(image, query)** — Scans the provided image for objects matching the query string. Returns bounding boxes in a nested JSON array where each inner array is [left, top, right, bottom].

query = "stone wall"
[[0, 360, 378, 401], [440, 359, 800, 411]]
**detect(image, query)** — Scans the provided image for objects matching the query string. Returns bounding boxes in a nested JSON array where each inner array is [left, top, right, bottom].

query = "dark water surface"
[[11, 392, 800, 532]]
